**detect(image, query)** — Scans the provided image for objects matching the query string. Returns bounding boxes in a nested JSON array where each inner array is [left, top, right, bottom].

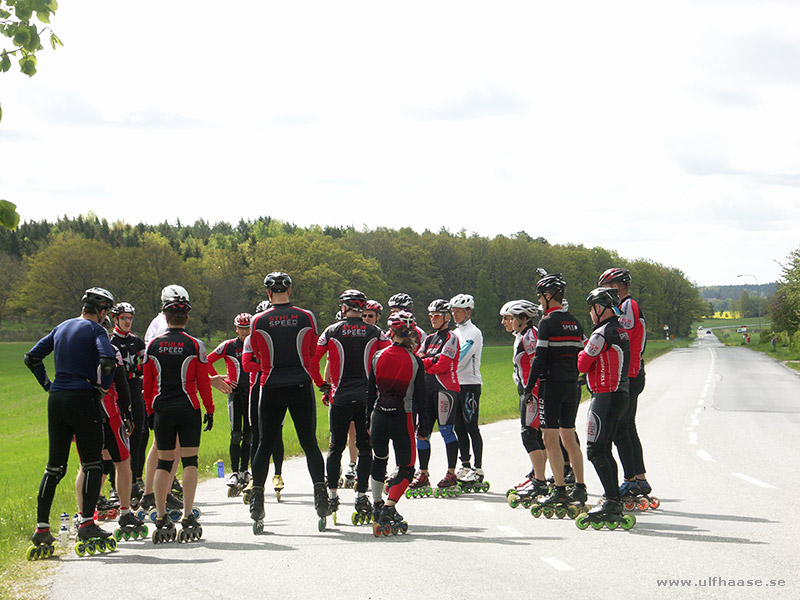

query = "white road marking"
[[688, 432, 698, 445], [690, 418, 699, 426], [540, 556, 575, 572], [497, 525, 523, 538], [732, 473, 777, 489], [696, 449, 714, 461], [686, 426, 694, 432], [693, 407, 703, 415]]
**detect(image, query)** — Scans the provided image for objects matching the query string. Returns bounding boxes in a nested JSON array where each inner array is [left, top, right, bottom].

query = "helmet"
[[449, 294, 474, 310], [388, 293, 413, 310], [428, 299, 451, 314], [111, 302, 135, 316], [586, 287, 621, 308], [255, 300, 271, 313], [499, 300, 517, 316], [101, 315, 113, 330], [365, 300, 383, 313], [387, 310, 415, 336], [536, 273, 567, 296], [82, 287, 115, 311], [598, 267, 632, 286], [263, 271, 292, 293], [234, 313, 252, 328], [161, 284, 191, 313], [507, 299, 540, 319], [339, 289, 367, 311], [561, 298, 570, 311]]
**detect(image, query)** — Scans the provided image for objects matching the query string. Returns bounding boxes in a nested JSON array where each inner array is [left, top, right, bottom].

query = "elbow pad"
[[100, 356, 117, 377], [24, 352, 44, 372]]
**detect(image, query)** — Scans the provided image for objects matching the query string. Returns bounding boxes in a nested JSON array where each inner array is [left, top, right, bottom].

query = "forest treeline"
[[0, 214, 710, 342]]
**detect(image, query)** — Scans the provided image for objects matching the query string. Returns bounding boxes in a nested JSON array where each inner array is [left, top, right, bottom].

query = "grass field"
[[0, 336, 684, 589]]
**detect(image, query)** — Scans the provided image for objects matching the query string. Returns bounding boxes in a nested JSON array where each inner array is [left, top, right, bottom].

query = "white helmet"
[[507, 300, 540, 319], [449, 294, 474, 310], [161, 284, 189, 304], [499, 300, 517, 316], [562, 298, 570, 311], [255, 300, 271, 313]]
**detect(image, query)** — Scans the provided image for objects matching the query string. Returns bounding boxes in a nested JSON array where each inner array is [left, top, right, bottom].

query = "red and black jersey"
[[102, 349, 131, 419], [578, 316, 630, 394], [514, 325, 539, 397], [241, 335, 261, 390], [209, 337, 249, 393], [143, 328, 214, 415], [315, 317, 390, 405], [525, 307, 584, 391], [110, 328, 146, 384], [368, 344, 427, 420], [618, 296, 646, 377], [250, 302, 323, 388], [418, 329, 460, 393]]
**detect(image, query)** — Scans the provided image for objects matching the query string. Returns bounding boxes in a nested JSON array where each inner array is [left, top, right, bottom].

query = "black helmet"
[[598, 268, 632, 286], [82, 287, 114, 311], [263, 271, 292, 293], [339, 289, 367, 311], [586, 287, 621, 308], [388, 293, 413, 310], [427, 299, 451, 314], [536, 273, 567, 296]]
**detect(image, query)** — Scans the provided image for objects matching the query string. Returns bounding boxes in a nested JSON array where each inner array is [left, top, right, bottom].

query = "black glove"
[[318, 382, 332, 394], [147, 413, 155, 430], [523, 390, 536, 405], [321, 392, 331, 406], [203, 412, 214, 432]]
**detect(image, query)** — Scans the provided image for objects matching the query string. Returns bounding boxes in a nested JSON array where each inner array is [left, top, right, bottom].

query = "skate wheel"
[[179, 530, 187, 543], [141, 525, 149, 537], [75, 543, 86, 556], [227, 487, 235, 498], [86, 542, 97, 555], [149, 510, 158, 523], [253, 520, 264, 535], [372, 522, 382, 537], [522, 499, 533, 509], [623, 500, 635, 511], [507, 493, 520, 508], [482, 482, 490, 492], [454, 486, 462, 496], [192, 508, 201, 519], [275, 490, 281, 503], [242, 491, 251, 505], [606, 520, 619, 530], [332, 512, 338, 525], [25, 546, 38, 561], [567, 505, 580, 519], [136, 510, 146, 521], [169, 510, 182, 522], [555, 507, 567, 519], [542, 506, 555, 519], [622, 514, 636, 530], [530, 505, 543, 518], [575, 514, 589, 530], [113, 529, 122, 541], [637, 498, 649, 511], [400, 521, 409, 534], [107, 537, 117, 551], [649, 497, 660, 509], [590, 520, 604, 530], [318, 517, 326, 532], [405, 490, 413, 499]]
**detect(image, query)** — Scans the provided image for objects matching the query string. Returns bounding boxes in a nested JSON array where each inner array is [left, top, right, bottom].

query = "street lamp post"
[[737, 273, 761, 335]]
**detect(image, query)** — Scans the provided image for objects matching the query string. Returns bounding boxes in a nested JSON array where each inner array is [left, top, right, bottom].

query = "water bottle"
[[59, 512, 70, 547], [71, 513, 79, 538], [216, 460, 224, 478]]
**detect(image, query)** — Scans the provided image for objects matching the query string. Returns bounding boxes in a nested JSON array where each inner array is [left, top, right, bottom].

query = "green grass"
[[0, 337, 684, 591]]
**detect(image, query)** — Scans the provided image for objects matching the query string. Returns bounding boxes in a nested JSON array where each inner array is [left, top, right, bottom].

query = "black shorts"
[[154, 409, 202, 450], [539, 380, 579, 430]]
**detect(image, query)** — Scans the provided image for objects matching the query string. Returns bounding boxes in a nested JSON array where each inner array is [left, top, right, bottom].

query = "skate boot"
[[136, 492, 155, 521], [151, 513, 177, 544], [405, 471, 432, 499], [435, 472, 461, 498], [164, 493, 184, 522], [76, 520, 117, 556], [227, 472, 243, 498], [342, 462, 357, 489], [130, 480, 144, 509], [26, 526, 56, 561], [352, 495, 373, 526], [171, 476, 184, 500], [326, 495, 340, 524], [532, 486, 570, 519], [241, 471, 252, 485], [576, 498, 635, 530], [564, 465, 576, 488], [507, 469, 535, 497], [249, 485, 266, 533], [273, 474, 285, 502], [564, 484, 589, 518], [373, 503, 409, 537], [95, 495, 119, 521], [507, 478, 549, 508], [314, 482, 331, 532], [178, 512, 203, 543], [114, 511, 148, 541], [634, 478, 660, 510], [372, 499, 385, 523]]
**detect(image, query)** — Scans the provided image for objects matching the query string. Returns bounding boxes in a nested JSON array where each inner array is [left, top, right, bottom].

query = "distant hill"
[[699, 283, 777, 301]]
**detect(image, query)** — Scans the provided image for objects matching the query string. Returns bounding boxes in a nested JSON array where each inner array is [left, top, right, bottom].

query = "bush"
[[790, 331, 800, 353], [776, 331, 791, 347]]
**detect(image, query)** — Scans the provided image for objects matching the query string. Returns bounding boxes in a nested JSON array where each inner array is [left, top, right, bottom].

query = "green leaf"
[[36, 9, 50, 24], [0, 200, 21, 231], [19, 53, 36, 76], [0, 102, 3, 123], [49, 0, 59, 12], [49, 31, 62, 48], [12, 27, 31, 48], [1, 52, 11, 72]]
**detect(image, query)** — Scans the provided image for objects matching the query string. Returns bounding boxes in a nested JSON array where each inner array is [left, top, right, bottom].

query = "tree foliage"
[[0, 215, 709, 341], [769, 248, 800, 335]]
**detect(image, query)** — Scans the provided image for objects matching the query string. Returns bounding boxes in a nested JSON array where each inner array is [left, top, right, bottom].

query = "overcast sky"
[[2, 0, 799, 287]]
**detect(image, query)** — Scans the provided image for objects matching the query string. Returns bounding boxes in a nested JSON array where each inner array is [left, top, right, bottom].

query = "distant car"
[[737, 326, 747, 333]]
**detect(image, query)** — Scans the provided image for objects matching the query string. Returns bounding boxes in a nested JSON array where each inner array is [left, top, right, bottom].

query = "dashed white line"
[[732, 473, 777, 489], [688, 432, 698, 445], [540, 556, 575, 572], [696, 449, 714, 462], [690, 418, 699, 426]]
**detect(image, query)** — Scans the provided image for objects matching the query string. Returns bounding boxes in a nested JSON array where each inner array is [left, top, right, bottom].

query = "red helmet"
[[234, 313, 252, 328], [365, 300, 383, 313], [598, 268, 631, 286], [387, 310, 416, 336]]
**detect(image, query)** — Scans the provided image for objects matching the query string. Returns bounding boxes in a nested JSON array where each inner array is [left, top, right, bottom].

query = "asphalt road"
[[45, 334, 799, 600]]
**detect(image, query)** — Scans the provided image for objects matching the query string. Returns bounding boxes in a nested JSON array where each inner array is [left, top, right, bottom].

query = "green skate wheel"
[[555, 507, 567, 519], [622, 514, 636, 530], [590, 520, 604, 530], [454, 486, 462, 496], [522, 499, 533, 509], [25, 546, 38, 561], [405, 490, 412, 499], [575, 514, 589, 530], [332, 512, 338, 525], [107, 537, 117, 551], [75, 543, 86, 556], [567, 505, 580, 519], [542, 506, 554, 519], [482, 482, 490, 492], [318, 517, 326, 532], [530, 505, 543, 518], [433, 489, 440, 498], [351, 512, 359, 526], [507, 493, 520, 508], [606, 520, 619, 530], [113, 529, 122, 541]]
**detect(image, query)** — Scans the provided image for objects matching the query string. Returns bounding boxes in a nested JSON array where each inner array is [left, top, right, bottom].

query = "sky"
[[1, 0, 799, 287]]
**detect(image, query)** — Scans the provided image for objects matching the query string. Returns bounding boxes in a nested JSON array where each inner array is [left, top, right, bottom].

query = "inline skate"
[[273, 473, 284, 502], [315, 482, 332, 532], [250, 485, 266, 535], [405, 471, 432, 499], [227, 472, 245, 498], [114, 511, 148, 541], [507, 478, 548, 509], [148, 493, 184, 523], [26, 526, 56, 561], [339, 462, 357, 489], [94, 495, 119, 522], [457, 466, 490, 493], [351, 494, 373, 525], [75, 521, 117, 556], [531, 486, 581, 519], [136, 492, 154, 521], [434, 472, 461, 498], [171, 476, 184, 501], [506, 470, 536, 497], [620, 479, 660, 511], [576, 498, 636, 530], [178, 512, 203, 543], [383, 466, 399, 494], [151, 514, 177, 544], [372, 504, 409, 537], [130, 480, 144, 509]]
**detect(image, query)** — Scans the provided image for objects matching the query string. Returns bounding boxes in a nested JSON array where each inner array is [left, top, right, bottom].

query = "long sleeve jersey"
[[577, 316, 631, 394], [368, 344, 428, 430], [110, 327, 146, 394], [417, 328, 460, 393], [240, 335, 261, 390], [314, 317, 390, 405], [513, 325, 539, 396], [525, 307, 584, 391], [142, 328, 214, 415], [101, 350, 131, 419], [618, 295, 646, 378], [27, 317, 116, 392], [209, 337, 249, 393], [249, 302, 323, 388], [453, 319, 483, 385]]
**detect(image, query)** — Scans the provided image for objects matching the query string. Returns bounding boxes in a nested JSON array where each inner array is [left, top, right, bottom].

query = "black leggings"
[[228, 392, 251, 473], [128, 383, 147, 481], [252, 383, 323, 488], [39, 390, 105, 523], [586, 391, 629, 500], [327, 403, 371, 493], [370, 410, 416, 503], [249, 384, 283, 475], [455, 384, 484, 468], [614, 370, 646, 479]]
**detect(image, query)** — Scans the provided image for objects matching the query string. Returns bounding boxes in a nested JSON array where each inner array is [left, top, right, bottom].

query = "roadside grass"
[[0, 336, 683, 591]]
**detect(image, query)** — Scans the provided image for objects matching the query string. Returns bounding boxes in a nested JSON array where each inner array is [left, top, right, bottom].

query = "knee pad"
[[103, 459, 114, 475], [181, 455, 198, 469], [156, 459, 174, 473], [242, 430, 252, 446], [416, 438, 430, 451], [521, 428, 544, 453], [81, 460, 103, 474], [440, 424, 457, 445], [44, 463, 67, 483], [231, 430, 243, 445]]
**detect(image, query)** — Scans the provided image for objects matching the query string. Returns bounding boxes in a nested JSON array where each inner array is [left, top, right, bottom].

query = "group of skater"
[[24, 264, 654, 554]]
